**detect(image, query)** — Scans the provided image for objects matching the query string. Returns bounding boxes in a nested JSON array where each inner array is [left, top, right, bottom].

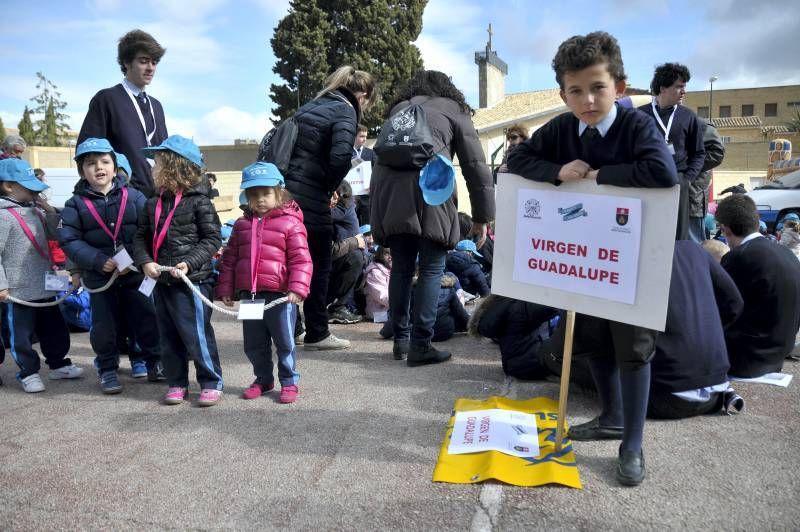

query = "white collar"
[[739, 232, 763, 246], [122, 78, 145, 97], [578, 103, 617, 138]]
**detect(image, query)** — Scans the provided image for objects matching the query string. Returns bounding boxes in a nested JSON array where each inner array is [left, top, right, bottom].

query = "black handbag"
[[257, 116, 300, 174]]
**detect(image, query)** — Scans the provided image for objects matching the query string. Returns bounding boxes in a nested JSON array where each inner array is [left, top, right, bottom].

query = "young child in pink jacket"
[[365, 246, 391, 320], [217, 162, 312, 404]]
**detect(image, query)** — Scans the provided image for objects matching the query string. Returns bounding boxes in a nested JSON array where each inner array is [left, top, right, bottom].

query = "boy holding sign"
[[507, 31, 678, 486]]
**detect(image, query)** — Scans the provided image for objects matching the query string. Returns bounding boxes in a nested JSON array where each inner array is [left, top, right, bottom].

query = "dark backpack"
[[257, 117, 300, 174], [374, 103, 435, 169]]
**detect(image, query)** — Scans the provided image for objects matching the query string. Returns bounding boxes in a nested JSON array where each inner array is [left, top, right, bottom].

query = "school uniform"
[[59, 177, 162, 374]]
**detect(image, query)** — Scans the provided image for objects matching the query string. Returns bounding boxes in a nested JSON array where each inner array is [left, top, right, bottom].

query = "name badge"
[[666, 142, 676, 155], [44, 272, 70, 291], [238, 299, 265, 320], [112, 247, 134, 272], [138, 276, 156, 296]]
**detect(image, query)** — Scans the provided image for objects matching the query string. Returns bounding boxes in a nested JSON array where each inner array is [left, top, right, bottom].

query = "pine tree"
[[17, 106, 35, 146], [269, 0, 426, 130], [30, 72, 70, 146], [0, 115, 6, 140]]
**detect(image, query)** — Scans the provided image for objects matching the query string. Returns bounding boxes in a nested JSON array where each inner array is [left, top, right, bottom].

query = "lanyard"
[[152, 189, 183, 262], [651, 98, 677, 143], [124, 87, 157, 146], [81, 187, 128, 246], [250, 217, 262, 296], [6, 208, 50, 263], [353, 146, 363, 159]]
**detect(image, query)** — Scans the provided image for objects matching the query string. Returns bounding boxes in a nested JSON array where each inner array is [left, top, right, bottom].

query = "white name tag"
[[44, 272, 70, 291], [138, 276, 156, 296], [238, 299, 265, 320], [373, 310, 389, 323], [112, 248, 134, 272], [666, 142, 676, 155]]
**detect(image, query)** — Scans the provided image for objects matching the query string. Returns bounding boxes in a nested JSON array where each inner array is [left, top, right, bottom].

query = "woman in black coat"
[[283, 66, 376, 351]]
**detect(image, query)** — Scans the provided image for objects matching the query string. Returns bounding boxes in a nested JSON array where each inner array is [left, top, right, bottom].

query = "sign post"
[[555, 310, 576, 451]]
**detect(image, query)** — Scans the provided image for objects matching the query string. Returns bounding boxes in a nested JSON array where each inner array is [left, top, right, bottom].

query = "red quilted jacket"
[[216, 201, 312, 299]]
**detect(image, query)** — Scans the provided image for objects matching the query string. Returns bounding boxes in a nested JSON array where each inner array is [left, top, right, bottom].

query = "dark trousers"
[[304, 228, 333, 343], [154, 283, 222, 390], [328, 248, 365, 311], [90, 274, 161, 373], [5, 301, 71, 379], [242, 291, 299, 387], [676, 178, 690, 240], [647, 390, 723, 419], [387, 234, 447, 347]]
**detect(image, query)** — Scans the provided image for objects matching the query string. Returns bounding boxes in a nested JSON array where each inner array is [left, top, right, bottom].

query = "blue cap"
[[419, 154, 455, 206], [74, 138, 115, 160], [142, 135, 204, 168], [241, 162, 284, 189], [783, 212, 800, 222], [115, 152, 132, 177], [359, 224, 371, 234], [0, 158, 48, 192], [456, 239, 482, 257], [759, 220, 767, 231]]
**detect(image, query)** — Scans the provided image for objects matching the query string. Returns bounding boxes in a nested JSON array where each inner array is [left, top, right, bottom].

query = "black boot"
[[393, 340, 409, 360], [407, 344, 451, 367]]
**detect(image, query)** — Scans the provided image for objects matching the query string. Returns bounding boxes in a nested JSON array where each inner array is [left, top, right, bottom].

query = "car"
[[748, 168, 800, 231]]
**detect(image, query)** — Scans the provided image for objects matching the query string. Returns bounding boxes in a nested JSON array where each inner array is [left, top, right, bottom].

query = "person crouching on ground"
[[216, 162, 312, 404], [133, 135, 223, 406]]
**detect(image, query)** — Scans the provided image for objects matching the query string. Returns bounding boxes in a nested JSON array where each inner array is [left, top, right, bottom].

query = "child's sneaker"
[[279, 385, 298, 404], [130, 359, 148, 379], [99, 371, 122, 394], [48, 364, 84, 380], [164, 387, 188, 405], [198, 388, 223, 407], [147, 362, 166, 382], [242, 381, 274, 400], [21, 373, 45, 393]]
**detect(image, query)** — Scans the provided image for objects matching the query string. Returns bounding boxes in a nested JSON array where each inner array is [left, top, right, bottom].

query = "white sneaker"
[[294, 332, 306, 345], [21, 373, 45, 393], [48, 364, 84, 380], [304, 334, 351, 351]]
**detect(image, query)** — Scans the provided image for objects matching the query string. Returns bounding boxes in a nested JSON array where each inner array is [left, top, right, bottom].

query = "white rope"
[[6, 292, 69, 307]]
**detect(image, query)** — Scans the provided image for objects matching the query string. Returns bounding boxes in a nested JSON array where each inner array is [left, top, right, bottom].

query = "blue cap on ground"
[[115, 152, 132, 177], [783, 212, 800, 222], [241, 162, 284, 189], [0, 158, 48, 192], [142, 135, 204, 168], [74, 138, 115, 160], [456, 239, 482, 257], [419, 154, 455, 206], [359, 224, 371, 234]]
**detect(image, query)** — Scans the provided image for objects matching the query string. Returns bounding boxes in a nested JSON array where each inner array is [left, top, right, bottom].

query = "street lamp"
[[709, 76, 718, 119], [295, 68, 301, 111]]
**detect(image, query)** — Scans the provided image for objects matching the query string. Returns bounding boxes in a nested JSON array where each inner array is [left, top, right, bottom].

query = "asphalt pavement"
[[1, 314, 798, 530]]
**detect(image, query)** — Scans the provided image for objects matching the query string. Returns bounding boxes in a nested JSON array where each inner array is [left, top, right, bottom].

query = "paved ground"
[[1, 314, 798, 531]]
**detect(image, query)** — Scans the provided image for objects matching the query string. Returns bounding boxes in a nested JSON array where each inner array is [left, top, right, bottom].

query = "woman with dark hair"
[[283, 65, 377, 351], [370, 70, 495, 366]]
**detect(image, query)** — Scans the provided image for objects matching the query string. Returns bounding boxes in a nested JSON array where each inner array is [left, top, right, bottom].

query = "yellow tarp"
[[432, 396, 582, 489]]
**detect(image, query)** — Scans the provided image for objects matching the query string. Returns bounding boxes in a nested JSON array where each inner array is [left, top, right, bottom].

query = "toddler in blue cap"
[[0, 158, 82, 392]]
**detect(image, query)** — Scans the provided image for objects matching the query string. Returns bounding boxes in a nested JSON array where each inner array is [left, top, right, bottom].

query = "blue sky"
[[1, 0, 797, 145]]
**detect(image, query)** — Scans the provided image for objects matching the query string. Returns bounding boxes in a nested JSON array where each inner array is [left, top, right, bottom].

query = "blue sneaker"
[[100, 371, 122, 394], [130, 359, 147, 379]]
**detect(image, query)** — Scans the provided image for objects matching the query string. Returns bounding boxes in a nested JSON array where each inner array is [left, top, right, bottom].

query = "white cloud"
[[166, 106, 273, 145], [414, 34, 478, 104]]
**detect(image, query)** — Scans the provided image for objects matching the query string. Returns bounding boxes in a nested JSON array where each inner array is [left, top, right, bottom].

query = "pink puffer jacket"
[[216, 201, 313, 298], [364, 261, 390, 319]]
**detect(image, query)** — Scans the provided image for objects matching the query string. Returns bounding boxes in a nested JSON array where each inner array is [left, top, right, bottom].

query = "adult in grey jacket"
[[370, 70, 495, 366], [688, 118, 725, 242]]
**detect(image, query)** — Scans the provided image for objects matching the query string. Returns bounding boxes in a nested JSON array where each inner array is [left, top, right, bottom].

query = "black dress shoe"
[[568, 417, 624, 441], [393, 340, 409, 360], [407, 344, 451, 367], [617, 447, 646, 486]]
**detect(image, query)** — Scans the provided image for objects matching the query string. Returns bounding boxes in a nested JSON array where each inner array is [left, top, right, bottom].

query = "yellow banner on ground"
[[432, 396, 582, 489]]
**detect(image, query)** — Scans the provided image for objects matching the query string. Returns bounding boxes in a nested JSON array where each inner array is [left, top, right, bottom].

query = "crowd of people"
[[1, 28, 798, 489]]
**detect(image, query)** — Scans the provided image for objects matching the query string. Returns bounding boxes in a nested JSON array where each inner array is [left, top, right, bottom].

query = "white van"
[[748, 168, 800, 230]]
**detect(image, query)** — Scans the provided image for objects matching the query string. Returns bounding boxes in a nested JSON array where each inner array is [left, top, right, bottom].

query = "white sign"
[[493, 174, 679, 331], [448, 409, 540, 458], [513, 188, 642, 304], [345, 161, 372, 196]]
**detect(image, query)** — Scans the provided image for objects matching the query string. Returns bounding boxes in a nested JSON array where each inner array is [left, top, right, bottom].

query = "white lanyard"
[[354, 146, 363, 159], [125, 88, 157, 146], [651, 98, 677, 143]]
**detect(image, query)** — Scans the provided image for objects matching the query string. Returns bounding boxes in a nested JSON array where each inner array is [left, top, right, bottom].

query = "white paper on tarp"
[[345, 161, 372, 196], [512, 188, 642, 304], [730, 373, 793, 387], [492, 174, 680, 331], [448, 409, 540, 458]]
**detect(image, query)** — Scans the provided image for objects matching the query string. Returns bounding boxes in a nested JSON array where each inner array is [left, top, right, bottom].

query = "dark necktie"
[[135, 92, 155, 135], [581, 126, 600, 158]]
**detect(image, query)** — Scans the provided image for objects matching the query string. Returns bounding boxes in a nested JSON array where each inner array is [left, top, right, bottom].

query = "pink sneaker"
[[279, 385, 298, 404], [164, 387, 187, 405], [242, 381, 274, 400], [198, 388, 223, 407]]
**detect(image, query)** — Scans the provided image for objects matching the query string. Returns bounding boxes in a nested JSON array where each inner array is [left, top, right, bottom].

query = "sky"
[[1, 0, 798, 145]]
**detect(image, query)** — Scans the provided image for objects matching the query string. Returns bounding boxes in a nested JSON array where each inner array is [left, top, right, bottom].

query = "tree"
[[17, 106, 35, 146], [269, 0, 426, 130], [785, 108, 800, 132], [30, 72, 70, 146], [0, 115, 5, 140]]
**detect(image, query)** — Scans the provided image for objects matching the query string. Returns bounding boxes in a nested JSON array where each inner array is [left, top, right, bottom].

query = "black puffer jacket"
[[284, 89, 360, 233], [133, 180, 221, 285], [445, 250, 490, 296]]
